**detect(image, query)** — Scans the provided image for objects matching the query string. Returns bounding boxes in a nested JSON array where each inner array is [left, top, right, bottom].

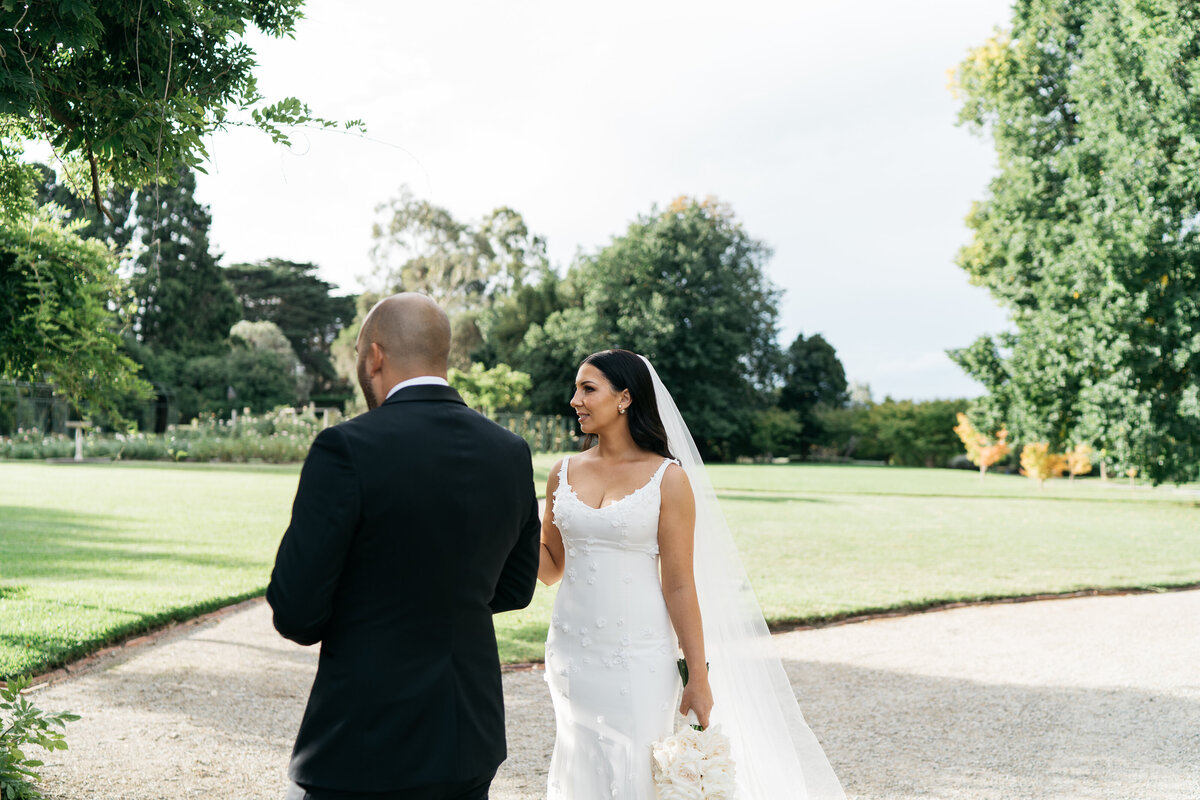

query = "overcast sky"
[[194, 0, 1016, 401]]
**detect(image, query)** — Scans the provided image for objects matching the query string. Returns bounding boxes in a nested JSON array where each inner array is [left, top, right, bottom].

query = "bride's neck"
[[592, 430, 642, 461]]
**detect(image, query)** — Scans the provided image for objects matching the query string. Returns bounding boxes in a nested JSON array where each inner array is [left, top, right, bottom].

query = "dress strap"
[[651, 456, 678, 486], [557, 455, 571, 487]]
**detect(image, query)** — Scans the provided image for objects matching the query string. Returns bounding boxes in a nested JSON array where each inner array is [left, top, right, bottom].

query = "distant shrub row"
[[0, 407, 577, 462]]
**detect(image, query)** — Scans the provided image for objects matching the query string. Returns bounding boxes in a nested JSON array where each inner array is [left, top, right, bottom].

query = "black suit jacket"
[[266, 384, 541, 792]]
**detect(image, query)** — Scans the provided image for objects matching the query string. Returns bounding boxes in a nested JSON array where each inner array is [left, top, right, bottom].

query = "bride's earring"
[[618, 406, 626, 415]]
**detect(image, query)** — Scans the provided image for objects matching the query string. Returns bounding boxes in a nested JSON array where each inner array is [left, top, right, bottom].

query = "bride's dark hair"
[[580, 349, 673, 459]]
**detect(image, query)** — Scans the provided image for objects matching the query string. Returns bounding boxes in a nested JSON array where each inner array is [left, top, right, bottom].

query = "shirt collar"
[[385, 375, 450, 401]]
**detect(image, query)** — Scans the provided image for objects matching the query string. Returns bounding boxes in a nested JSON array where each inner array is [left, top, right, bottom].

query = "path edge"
[[13, 582, 1200, 685]]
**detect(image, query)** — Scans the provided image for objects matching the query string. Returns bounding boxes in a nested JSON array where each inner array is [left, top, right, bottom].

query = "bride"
[[538, 349, 845, 799]]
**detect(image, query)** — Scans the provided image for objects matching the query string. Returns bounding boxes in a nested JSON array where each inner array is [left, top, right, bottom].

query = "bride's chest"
[[553, 482, 663, 553]]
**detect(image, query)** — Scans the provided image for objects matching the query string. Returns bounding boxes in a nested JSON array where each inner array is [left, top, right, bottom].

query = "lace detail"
[[553, 456, 676, 538]]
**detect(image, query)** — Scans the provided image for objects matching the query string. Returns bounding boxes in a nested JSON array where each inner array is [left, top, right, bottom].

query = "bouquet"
[[651, 723, 737, 800], [650, 659, 737, 799]]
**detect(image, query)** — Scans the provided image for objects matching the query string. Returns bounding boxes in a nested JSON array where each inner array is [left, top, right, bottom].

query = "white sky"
[[194, 0, 1016, 401]]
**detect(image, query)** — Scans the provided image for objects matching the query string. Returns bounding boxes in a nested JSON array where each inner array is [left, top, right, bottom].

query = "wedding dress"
[[545, 455, 680, 798], [546, 356, 846, 799]]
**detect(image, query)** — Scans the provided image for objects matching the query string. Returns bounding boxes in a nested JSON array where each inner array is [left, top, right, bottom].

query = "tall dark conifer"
[[130, 170, 240, 356]]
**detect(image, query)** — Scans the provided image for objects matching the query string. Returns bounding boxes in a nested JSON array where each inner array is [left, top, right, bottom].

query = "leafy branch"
[[0, 676, 81, 800]]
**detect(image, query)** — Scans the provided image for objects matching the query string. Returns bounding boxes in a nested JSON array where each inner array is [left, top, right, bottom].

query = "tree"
[[369, 189, 552, 368], [0, 1, 353, 216], [953, 412, 1010, 478], [949, 0, 1200, 484], [868, 398, 972, 467], [474, 267, 566, 369], [1020, 442, 1066, 488], [448, 362, 531, 416], [224, 259, 357, 392], [371, 190, 549, 311], [32, 163, 135, 249], [0, 1, 353, 411], [230, 318, 304, 400], [175, 347, 295, 420], [521, 197, 782, 459], [127, 168, 240, 355], [231, 319, 295, 363], [750, 407, 804, 460], [778, 333, 847, 456], [0, 206, 148, 414]]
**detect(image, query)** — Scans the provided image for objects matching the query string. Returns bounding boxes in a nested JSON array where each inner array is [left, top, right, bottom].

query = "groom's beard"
[[357, 361, 380, 410]]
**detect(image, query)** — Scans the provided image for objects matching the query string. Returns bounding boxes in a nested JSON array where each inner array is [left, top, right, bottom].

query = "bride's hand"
[[680, 676, 714, 729]]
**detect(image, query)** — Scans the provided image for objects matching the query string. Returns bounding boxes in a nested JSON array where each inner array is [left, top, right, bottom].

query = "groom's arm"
[[489, 441, 540, 614], [267, 426, 360, 645]]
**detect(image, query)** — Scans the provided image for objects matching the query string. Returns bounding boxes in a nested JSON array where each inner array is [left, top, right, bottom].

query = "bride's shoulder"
[[660, 460, 692, 492], [569, 449, 601, 469]]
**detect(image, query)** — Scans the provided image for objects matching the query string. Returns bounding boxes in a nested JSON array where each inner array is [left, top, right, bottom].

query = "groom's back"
[[334, 389, 536, 636], [268, 384, 540, 793]]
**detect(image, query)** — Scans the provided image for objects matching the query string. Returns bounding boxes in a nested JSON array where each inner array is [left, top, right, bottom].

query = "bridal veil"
[[639, 355, 846, 800]]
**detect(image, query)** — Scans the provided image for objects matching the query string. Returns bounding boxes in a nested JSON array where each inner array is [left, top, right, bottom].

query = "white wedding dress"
[[545, 355, 846, 799], [545, 455, 680, 799]]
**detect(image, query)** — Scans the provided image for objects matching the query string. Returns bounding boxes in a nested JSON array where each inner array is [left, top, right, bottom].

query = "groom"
[[268, 293, 541, 800]]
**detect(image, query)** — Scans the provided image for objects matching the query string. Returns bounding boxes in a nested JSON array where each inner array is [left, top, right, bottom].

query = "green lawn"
[[2, 458, 1198, 675], [0, 461, 299, 678]]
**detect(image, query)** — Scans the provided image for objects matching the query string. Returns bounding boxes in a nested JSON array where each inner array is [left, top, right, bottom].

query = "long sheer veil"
[[640, 355, 846, 800]]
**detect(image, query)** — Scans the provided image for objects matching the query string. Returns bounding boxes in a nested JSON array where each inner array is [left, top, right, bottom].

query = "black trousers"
[[285, 771, 495, 800]]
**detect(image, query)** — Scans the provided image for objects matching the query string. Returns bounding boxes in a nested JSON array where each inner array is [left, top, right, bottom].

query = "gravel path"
[[31, 590, 1200, 800]]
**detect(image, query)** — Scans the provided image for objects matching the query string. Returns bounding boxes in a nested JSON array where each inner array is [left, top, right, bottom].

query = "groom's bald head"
[[359, 293, 451, 375], [355, 294, 451, 408]]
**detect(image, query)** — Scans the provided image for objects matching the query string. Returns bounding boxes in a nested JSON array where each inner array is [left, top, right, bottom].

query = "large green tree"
[[949, 0, 1200, 483], [0, 0, 348, 214], [224, 259, 356, 393], [778, 332, 848, 456], [0, 0, 351, 411], [522, 197, 782, 459]]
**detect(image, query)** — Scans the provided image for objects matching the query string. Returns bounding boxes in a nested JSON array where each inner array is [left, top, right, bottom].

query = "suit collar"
[[380, 384, 467, 406]]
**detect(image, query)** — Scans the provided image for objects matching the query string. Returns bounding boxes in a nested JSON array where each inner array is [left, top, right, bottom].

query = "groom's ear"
[[365, 341, 386, 375]]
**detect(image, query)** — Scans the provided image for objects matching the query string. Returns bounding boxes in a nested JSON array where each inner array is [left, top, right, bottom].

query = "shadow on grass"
[[92, 460, 302, 474], [783, 660, 1200, 798], [763, 583, 1200, 633], [0, 505, 264, 578], [716, 493, 829, 504], [0, 588, 268, 679], [713, 485, 1200, 507]]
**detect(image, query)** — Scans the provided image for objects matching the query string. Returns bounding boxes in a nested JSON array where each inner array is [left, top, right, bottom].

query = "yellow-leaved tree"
[[1020, 443, 1067, 488], [953, 413, 1010, 478]]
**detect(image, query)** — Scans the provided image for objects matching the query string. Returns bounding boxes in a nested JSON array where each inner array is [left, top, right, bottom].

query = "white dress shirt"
[[384, 375, 450, 402]]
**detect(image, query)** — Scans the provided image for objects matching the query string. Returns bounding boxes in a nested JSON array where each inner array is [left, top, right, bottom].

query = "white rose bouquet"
[[650, 659, 737, 799], [651, 724, 736, 799]]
